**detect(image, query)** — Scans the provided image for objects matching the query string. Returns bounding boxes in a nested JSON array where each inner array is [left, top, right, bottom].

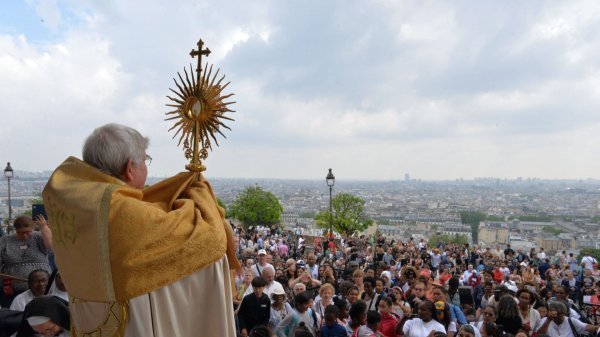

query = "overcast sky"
[[1, 1, 600, 180]]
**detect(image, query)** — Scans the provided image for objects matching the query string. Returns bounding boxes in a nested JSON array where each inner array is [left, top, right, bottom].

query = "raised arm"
[[36, 214, 53, 251]]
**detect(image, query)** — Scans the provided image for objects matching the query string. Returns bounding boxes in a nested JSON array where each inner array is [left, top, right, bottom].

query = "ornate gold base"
[[186, 163, 206, 172]]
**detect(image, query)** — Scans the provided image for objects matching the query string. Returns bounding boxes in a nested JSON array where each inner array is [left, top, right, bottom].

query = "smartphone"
[[32, 204, 48, 221]]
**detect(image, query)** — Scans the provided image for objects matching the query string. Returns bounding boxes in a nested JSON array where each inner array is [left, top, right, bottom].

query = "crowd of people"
[[231, 227, 600, 337], [4, 215, 600, 337]]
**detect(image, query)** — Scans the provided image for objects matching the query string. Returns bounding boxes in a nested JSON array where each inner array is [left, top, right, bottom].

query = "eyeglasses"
[[145, 154, 152, 166]]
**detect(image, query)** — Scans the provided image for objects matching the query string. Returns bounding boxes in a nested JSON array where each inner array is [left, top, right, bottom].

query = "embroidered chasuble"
[[42, 156, 240, 336]]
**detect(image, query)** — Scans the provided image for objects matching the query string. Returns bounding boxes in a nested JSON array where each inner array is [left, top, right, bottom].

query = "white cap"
[[258, 249, 267, 255]]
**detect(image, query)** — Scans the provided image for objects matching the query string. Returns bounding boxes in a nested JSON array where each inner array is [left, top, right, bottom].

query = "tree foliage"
[[486, 215, 504, 221], [578, 248, 600, 262], [542, 226, 564, 235], [429, 233, 470, 245], [298, 211, 316, 218], [228, 186, 282, 229], [508, 214, 552, 222], [460, 211, 487, 244], [315, 193, 373, 238]]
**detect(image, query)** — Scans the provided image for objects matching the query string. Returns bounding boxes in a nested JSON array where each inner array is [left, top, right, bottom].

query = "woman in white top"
[[403, 300, 446, 337], [313, 283, 334, 329], [517, 289, 541, 334], [473, 304, 497, 333]]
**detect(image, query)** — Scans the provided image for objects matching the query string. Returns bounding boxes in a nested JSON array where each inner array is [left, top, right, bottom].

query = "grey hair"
[[262, 265, 275, 274], [83, 123, 149, 178], [548, 300, 568, 315], [458, 324, 475, 335], [294, 283, 306, 291]]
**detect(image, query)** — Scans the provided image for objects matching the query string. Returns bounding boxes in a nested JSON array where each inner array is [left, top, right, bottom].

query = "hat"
[[258, 249, 267, 255], [380, 271, 392, 280], [271, 287, 286, 298], [348, 261, 359, 267], [506, 284, 518, 294], [296, 260, 306, 268]]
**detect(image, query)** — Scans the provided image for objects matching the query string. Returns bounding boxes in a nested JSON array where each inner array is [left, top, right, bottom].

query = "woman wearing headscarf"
[[434, 300, 456, 337], [16, 295, 70, 337], [380, 271, 393, 292]]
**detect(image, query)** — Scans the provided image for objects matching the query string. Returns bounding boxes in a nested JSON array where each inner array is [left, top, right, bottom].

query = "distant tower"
[[405, 173, 410, 182]]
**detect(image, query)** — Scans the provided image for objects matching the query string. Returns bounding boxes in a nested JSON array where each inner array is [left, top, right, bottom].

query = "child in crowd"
[[276, 292, 319, 337], [320, 304, 348, 337]]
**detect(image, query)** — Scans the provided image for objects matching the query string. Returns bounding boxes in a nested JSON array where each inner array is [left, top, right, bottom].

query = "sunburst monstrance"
[[165, 39, 235, 172]]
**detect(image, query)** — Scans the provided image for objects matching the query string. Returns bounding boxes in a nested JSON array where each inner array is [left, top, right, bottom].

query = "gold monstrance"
[[165, 39, 235, 172]]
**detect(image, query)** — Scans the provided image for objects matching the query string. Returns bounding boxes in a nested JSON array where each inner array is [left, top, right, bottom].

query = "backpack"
[[284, 308, 319, 337]]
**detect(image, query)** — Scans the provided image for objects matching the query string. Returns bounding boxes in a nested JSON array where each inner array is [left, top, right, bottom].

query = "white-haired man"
[[243, 265, 284, 301], [43, 123, 239, 337]]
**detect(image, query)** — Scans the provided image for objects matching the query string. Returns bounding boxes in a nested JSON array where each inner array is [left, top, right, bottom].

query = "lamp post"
[[326, 168, 335, 242], [4, 162, 13, 233]]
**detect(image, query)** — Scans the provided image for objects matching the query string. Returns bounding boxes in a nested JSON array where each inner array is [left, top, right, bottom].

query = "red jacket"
[[493, 270, 504, 284], [379, 312, 399, 337]]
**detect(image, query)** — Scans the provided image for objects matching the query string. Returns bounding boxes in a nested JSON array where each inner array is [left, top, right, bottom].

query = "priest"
[[43, 123, 239, 336]]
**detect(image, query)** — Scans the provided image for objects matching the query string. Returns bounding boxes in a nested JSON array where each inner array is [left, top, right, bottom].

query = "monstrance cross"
[[165, 38, 236, 173]]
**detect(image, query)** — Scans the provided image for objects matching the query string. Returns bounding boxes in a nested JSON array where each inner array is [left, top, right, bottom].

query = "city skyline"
[[2, 2, 600, 180]]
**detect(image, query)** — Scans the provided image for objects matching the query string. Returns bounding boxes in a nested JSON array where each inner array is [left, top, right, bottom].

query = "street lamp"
[[4, 162, 13, 233], [326, 168, 335, 243]]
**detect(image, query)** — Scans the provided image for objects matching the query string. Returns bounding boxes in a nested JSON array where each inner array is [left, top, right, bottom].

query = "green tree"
[[19, 197, 44, 218], [578, 248, 600, 262], [429, 233, 469, 245], [228, 186, 282, 229], [542, 226, 564, 235], [314, 193, 373, 238], [377, 219, 391, 226], [486, 215, 504, 221], [460, 211, 487, 244], [508, 214, 552, 222], [298, 211, 316, 218]]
